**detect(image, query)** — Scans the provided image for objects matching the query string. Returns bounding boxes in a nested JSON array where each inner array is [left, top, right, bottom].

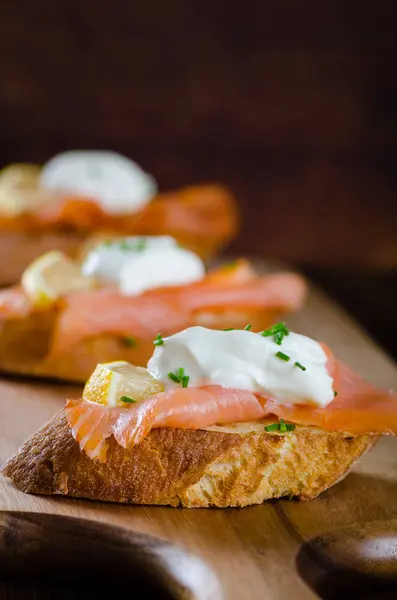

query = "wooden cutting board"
[[0, 265, 396, 600]]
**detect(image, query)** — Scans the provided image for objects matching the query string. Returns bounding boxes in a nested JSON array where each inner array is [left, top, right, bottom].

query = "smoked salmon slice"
[[65, 351, 397, 462], [66, 386, 266, 461], [51, 271, 306, 353], [265, 353, 397, 435], [0, 185, 238, 259]]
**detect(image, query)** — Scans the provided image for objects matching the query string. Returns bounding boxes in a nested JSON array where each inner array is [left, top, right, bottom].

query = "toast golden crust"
[[2, 411, 377, 507]]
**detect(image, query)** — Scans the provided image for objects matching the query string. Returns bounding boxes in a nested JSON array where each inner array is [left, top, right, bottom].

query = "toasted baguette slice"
[[2, 411, 376, 507]]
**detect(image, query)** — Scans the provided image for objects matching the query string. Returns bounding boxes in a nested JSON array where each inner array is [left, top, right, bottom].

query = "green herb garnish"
[[120, 238, 130, 250], [153, 334, 164, 346], [135, 238, 147, 251], [279, 419, 287, 432], [275, 351, 290, 362], [224, 324, 250, 331], [122, 336, 137, 347], [261, 322, 290, 345], [168, 368, 190, 387], [264, 422, 280, 432], [265, 419, 295, 433], [120, 396, 137, 404], [334, 390, 338, 397], [294, 361, 306, 371], [168, 372, 180, 383], [102, 239, 113, 247], [116, 237, 148, 252]]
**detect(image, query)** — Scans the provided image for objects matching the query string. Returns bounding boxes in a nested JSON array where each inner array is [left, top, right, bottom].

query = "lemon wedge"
[[0, 163, 53, 217], [21, 250, 95, 308], [83, 361, 164, 407], [0, 163, 41, 188]]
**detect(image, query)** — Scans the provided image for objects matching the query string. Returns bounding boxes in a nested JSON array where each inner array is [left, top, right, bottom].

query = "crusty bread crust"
[[0, 230, 84, 286], [0, 307, 279, 383], [2, 411, 377, 507]]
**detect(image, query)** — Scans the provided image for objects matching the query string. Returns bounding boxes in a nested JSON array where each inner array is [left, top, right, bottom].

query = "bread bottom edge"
[[2, 411, 377, 508]]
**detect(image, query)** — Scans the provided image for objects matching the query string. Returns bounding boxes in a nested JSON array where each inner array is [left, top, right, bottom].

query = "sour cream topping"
[[40, 150, 157, 215], [82, 236, 205, 296], [147, 326, 335, 408]]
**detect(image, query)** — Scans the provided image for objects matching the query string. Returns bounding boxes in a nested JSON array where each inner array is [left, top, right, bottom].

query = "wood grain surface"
[[0, 263, 396, 599]]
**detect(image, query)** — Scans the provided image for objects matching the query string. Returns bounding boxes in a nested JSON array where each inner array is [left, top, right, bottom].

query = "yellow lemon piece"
[[0, 163, 41, 187], [21, 250, 95, 308], [0, 163, 53, 217], [83, 361, 164, 407]]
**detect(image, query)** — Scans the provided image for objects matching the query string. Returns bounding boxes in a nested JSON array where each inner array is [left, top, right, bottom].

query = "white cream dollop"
[[40, 150, 157, 215], [82, 236, 176, 284], [82, 236, 205, 296], [147, 326, 335, 408]]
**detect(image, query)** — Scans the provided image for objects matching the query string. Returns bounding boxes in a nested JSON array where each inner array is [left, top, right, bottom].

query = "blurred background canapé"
[[0, 0, 396, 354]]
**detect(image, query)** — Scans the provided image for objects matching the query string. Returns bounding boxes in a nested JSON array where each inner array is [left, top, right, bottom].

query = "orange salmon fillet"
[[51, 271, 306, 352], [0, 185, 239, 258]]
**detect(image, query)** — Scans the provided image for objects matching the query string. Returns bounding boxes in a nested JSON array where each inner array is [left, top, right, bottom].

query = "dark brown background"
[[0, 0, 396, 354]]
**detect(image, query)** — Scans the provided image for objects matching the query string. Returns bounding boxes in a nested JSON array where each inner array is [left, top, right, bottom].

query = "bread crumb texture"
[[2, 411, 376, 507]]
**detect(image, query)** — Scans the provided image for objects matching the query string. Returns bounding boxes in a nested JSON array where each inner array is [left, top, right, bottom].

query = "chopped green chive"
[[264, 422, 280, 432], [168, 372, 180, 383], [114, 238, 149, 251], [273, 331, 283, 345], [279, 419, 287, 432], [294, 361, 306, 371], [168, 368, 190, 387], [261, 322, 290, 345], [120, 239, 130, 250], [153, 334, 164, 346], [334, 391, 338, 397], [265, 420, 295, 433], [122, 336, 137, 347], [223, 325, 253, 331], [276, 351, 290, 362], [102, 239, 113, 247], [120, 396, 137, 403], [135, 239, 147, 251]]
